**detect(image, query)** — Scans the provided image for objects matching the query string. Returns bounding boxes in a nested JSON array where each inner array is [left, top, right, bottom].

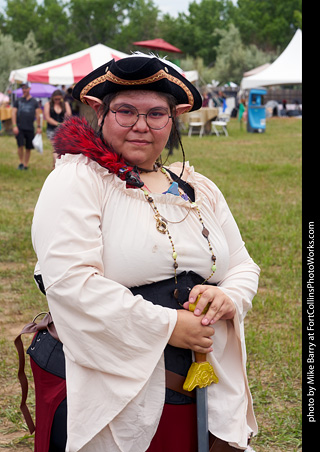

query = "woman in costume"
[[43, 89, 72, 167], [31, 54, 260, 452]]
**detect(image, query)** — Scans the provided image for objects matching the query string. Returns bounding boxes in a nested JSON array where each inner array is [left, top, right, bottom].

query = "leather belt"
[[165, 369, 195, 399]]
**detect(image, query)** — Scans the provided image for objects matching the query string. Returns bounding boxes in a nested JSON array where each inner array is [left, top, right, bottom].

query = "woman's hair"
[[50, 90, 66, 114], [96, 91, 186, 175]]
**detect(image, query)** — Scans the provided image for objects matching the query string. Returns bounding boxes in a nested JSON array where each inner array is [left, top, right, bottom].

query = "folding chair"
[[188, 112, 205, 138], [211, 113, 229, 136]]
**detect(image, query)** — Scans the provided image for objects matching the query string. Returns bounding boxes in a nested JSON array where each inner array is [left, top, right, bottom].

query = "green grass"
[[0, 117, 302, 451]]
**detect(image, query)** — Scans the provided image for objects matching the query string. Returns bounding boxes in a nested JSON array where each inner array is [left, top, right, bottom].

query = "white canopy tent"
[[240, 29, 302, 90], [9, 44, 129, 85], [184, 70, 199, 83], [243, 63, 270, 78]]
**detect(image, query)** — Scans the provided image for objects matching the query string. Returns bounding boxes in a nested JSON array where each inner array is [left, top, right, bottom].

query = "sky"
[[0, 0, 239, 21], [0, 1, 236, 18], [153, 0, 237, 17], [152, 0, 200, 17]]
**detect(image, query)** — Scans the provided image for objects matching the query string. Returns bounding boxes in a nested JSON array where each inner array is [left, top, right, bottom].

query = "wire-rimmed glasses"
[[110, 104, 172, 130]]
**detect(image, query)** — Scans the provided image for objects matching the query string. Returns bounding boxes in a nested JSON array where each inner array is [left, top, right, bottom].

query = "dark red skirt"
[[31, 359, 197, 452], [147, 403, 197, 452], [30, 359, 66, 452]]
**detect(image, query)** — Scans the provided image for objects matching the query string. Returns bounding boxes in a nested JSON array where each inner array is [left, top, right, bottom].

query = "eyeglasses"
[[53, 97, 63, 102], [110, 104, 172, 130]]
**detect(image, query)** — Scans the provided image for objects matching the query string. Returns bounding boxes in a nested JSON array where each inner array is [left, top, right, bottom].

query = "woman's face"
[[101, 91, 173, 170], [53, 95, 63, 103]]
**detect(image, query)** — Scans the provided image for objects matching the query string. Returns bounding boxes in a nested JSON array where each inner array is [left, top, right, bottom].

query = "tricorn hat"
[[72, 54, 202, 112]]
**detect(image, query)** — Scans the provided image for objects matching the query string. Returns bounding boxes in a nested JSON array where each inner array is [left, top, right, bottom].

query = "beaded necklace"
[[141, 167, 216, 299]]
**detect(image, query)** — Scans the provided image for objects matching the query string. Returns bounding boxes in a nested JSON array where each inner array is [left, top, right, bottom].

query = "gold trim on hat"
[[80, 69, 194, 109]]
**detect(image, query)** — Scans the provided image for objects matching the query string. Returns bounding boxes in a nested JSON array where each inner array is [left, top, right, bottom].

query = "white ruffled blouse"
[[32, 154, 260, 451]]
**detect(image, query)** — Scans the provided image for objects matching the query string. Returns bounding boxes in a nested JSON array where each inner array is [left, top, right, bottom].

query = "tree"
[[3, 0, 40, 42], [36, 0, 77, 60], [234, 0, 302, 51], [0, 31, 42, 92], [211, 24, 276, 85], [0, 0, 302, 72], [0, 10, 5, 34], [167, 0, 236, 65], [115, 0, 160, 53], [2, 0, 74, 62], [180, 55, 216, 86], [68, 0, 133, 49]]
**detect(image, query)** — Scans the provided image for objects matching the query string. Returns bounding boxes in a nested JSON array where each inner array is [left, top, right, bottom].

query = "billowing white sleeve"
[[214, 188, 260, 321], [32, 158, 177, 380], [194, 170, 260, 322]]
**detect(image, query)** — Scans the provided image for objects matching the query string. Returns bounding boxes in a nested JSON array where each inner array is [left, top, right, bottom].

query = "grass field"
[[0, 117, 302, 451]]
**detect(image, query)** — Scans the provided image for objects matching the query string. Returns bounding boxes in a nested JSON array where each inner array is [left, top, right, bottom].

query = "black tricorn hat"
[[72, 55, 202, 112]]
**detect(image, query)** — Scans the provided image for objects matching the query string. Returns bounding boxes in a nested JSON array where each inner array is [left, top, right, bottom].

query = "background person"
[[11, 82, 42, 170], [31, 54, 260, 452], [238, 98, 247, 129], [43, 89, 72, 168], [64, 86, 80, 116]]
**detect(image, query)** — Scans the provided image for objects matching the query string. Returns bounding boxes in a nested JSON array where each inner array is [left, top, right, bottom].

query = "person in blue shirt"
[[11, 82, 42, 170]]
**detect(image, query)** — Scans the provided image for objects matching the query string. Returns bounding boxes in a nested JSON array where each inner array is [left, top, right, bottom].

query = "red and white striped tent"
[[9, 44, 129, 85]]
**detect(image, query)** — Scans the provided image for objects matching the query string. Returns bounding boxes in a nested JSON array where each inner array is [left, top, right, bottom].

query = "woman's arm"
[[64, 101, 72, 118], [185, 174, 260, 325], [44, 101, 59, 126], [11, 106, 19, 135], [35, 107, 42, 134]]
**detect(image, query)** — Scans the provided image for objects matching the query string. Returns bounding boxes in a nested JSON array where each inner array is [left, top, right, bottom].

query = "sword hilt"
[[183, 296, 219, 392], [183, 357, 219, 391]]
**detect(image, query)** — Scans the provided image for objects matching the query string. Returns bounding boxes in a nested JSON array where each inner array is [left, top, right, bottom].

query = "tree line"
[[0, 0, 302, 92]]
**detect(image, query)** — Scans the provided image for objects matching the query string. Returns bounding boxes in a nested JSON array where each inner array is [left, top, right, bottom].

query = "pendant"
[[156, 217, 168, 234], [202, 226, 209, 238], [167, 182, 180, 196]]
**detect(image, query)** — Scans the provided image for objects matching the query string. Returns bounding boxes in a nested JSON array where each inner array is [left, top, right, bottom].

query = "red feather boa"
[[53, 116, 144, 188]]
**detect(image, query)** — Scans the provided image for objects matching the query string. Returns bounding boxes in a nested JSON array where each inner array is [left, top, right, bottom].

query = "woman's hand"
[[183, 285, 236, 326], [168, 310, 214, 354]]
